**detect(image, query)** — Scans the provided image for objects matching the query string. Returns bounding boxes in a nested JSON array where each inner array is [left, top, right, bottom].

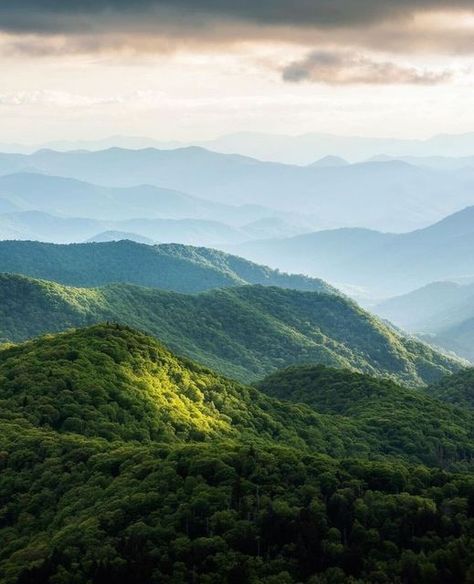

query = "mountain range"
[[7, 130, 474, 164], [1, 149, 474, 232], [232, 205, 474, 298]]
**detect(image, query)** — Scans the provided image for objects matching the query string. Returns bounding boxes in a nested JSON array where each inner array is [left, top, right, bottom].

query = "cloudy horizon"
[[1, 1, 474, 143]]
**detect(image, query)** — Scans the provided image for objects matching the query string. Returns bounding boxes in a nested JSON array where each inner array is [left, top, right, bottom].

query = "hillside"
[[0, 324, 365, 450], [0, 274, 462, 385], [373, 281, 474, 332], [0, 171, 232, 222], [428, 368, 474, 409], [0, 240, 334, 294], [257, 364, 474, 466], [2, 325, 474, 583], [372, 280, 474, 363], [233, 206, 474, 297]]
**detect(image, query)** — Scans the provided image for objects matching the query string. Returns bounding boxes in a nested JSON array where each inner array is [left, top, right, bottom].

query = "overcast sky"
[[1, 1, 473, 143]]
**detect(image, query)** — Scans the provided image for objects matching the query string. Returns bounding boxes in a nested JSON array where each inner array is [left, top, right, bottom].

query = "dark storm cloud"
[[282, 50, 452, 84], [0, 0, 471, 34]]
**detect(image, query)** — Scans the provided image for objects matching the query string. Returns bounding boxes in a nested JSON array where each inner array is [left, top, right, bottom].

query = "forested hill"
[[0, 239, 335, 294], [2, 324, 474, 582], [427, 368, 474, 409], [258, 364, 474, 466], [0, 273, 462, 385]]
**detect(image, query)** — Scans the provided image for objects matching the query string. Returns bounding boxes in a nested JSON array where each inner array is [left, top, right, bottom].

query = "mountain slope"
[[373, 280, 474, 362], [0, 171, 233, 222], [428, 368, 474, 409], [258, 364, 474, 466], [0, 323, 366, 450], [0, 240, 334, 294], [1, 325, 474, 583], [374, 281, 474, 332], [0, 209, 256, 246], [232, 206, 474, 297], [0, 274, 461, 385]]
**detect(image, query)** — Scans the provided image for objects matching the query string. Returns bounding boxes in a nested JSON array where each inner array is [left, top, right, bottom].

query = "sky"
[[1, 1, 474, 144]]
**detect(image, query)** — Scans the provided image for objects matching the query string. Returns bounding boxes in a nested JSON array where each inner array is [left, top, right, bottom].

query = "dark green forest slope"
[[428, 368, 474, 409], [258, 365, 473, 467], [0, 239, 334, 293], [0, 273, 462, 385], [2, 324, 474, 583]]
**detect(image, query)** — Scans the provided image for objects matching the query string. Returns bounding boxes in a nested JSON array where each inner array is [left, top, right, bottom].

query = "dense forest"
[[0, 273, 462, 385], [0, 240, 334, 294], [2, 324, 474, 583]]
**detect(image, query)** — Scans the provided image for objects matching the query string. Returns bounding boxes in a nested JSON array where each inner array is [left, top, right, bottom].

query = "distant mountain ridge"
[[8, 130, 474, 164], [0, 148, 473, 231], [232, 205, 474, 297]]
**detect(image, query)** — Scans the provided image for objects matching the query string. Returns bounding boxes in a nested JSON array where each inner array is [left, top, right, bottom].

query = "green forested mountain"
[[0, 273, 461, 385], [258, 365, 474, 466], [428, 368, 474, 409], [2, 324, 474, 583], [0, 240, 334, 294]]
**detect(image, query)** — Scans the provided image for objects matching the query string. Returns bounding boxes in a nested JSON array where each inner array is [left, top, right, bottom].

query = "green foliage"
[[0, 273, 461, 385], [0, 239, 335, 294], [258, 365, 474, 469], [1, 325, 474, 583], [428, 368, 474, 409]]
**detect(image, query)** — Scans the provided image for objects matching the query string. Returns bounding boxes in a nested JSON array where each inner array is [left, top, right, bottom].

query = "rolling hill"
[[0, 240, 335, 294], [2, 324, 474, 583], [0, 273, 461, 385]]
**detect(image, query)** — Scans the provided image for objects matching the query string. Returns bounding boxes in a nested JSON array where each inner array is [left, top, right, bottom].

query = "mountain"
[[370, 154, 474, 171], [0, 171, 237, 222], [0, 273, 461, 385], [309, 155, 349, 168], [12, 130, 474, 163], [424, 317, 474, 363], [0, 239, 335, 294], [86, 230, 155, 244], [258, 364, 474, 465], [0, 149, 473, 232], [0, 210, 257, 247], [428, 368, 474, 409], [1, 324, 474, 583], [232, 206, 474, 298], [198, 130, 474, 164], [374, 281, 474, 332]]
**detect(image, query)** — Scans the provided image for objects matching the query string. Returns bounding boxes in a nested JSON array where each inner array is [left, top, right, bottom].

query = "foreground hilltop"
[[0, 239, 334, 294], [2, 324, 474, 583], [0, 273, 462, 385]]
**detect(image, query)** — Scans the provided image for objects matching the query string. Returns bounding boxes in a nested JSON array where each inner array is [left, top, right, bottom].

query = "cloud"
[[0, 2, 473, 56], [282, 51, 452, 85], [0, 1, 472, 33]]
